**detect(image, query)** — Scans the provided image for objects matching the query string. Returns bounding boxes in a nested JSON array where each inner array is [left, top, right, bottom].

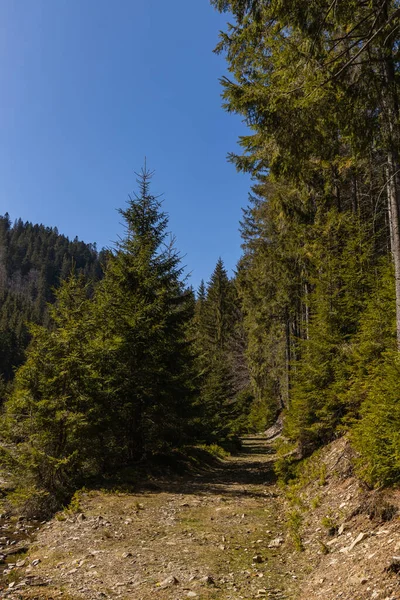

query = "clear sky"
[[0, 0, 251, 289]]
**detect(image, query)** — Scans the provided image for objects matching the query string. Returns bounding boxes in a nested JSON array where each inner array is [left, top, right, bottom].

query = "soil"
[[1, 435, 399, 600]]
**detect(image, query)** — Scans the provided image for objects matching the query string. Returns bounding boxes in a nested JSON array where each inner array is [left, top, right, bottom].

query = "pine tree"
[[3, 274, 104, 512], [194, 259, 244, 440], [95, 165, 195, 461]]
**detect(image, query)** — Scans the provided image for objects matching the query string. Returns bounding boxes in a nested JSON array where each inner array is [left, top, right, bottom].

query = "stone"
[[392, 555, 400, 562], [187, 593, 197, 598], [159, 575, 179, 588], [385, 557, 400, 574], [122, 552, 133, 558], [200, 575, 215, 585], [31, 559, 41, 566], [268, 537, 284, 548], [252, 554, 263, 563], [347, 532, 367, 552], [16, 559, 26, 567]]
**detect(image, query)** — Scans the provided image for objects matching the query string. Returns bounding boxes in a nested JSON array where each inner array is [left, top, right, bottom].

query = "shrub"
[[352, 352, 400, 487]]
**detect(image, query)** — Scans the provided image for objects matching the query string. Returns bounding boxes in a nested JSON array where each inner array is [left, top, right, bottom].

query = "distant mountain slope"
[[0, 213, 104, 384]]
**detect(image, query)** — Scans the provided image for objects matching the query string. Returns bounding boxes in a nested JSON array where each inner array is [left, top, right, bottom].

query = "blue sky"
[[0, 0, 251, 289]]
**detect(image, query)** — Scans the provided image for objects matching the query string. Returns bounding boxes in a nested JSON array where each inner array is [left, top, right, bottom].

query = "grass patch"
[[287, 509, 304, 552]]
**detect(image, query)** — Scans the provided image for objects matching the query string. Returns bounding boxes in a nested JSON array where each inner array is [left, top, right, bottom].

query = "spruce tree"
[[3, 274, 104, 512], [195, 259, 243, 440], [95, 165, 195, 461]]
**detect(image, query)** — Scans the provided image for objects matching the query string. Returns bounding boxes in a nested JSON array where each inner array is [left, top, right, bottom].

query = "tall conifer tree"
[[95, 165, 195, 460]]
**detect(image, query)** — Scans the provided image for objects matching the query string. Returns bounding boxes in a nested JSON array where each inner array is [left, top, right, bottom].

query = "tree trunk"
[[382, 51, 400, 349], [284, 312, 291, 408], [386, 151, 400, 349]]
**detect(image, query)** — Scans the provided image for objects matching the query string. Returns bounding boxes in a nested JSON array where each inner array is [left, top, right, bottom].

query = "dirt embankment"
[[1, 435, 399, 600]]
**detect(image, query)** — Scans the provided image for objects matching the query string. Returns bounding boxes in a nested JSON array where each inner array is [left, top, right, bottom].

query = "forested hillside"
[[0, 214, 104, 387]]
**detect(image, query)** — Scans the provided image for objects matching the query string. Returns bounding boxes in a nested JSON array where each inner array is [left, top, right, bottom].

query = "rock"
[[257, 589, 267, 597], [159, 575, 179, 588], [326, 539, 337, 546], [348, 532, 367, 552], [76, 513, 86, 522], [122, 552, 133, 558], [16, 559, 26, 567], [385, 557, 400, 574], [187, 592, 197, 598], [5, 545, 29, 557], [200, 575, 215, 585], [268, 537, 284, 548], [338, 524, 345, 535], [31, 559, 41, 566], [252, 554, 263, 563]]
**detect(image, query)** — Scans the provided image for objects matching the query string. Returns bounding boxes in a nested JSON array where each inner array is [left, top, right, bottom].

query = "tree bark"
[[382, 50, 400, 349]]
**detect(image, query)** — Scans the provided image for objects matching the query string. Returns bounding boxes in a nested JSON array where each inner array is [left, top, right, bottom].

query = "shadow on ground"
[[132, 436, 279, 499]]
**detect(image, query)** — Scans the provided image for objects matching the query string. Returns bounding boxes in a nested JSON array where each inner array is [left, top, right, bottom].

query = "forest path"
[[3, 436, 302, 600]]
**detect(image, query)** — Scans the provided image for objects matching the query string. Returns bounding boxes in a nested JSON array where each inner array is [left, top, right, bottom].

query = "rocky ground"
[[0, 435, 399, 600]]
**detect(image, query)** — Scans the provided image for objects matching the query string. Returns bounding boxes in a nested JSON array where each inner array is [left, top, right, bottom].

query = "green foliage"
[[0, 166, 197, 512], [0, 213, 103, 384], [321, 514, 338, 536], [2, 274, 106, 511], [94, 165, 196, 460], [193, 259, 251, 441], [64, 489, 85, 515], [285, 208, 375, 454], [274, 455, 298, 486], [352, 352, 400, 487], [287, 509, 304, 552], [274, 439, 299, 486], [211, 0, 400, 486], [197, 444, 229, 459]]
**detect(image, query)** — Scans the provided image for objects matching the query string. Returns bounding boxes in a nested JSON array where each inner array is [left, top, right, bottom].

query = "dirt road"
[[2, 436, 304, 600]]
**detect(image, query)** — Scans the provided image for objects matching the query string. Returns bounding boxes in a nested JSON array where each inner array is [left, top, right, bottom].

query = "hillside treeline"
[[0, 214, 104, 388]]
